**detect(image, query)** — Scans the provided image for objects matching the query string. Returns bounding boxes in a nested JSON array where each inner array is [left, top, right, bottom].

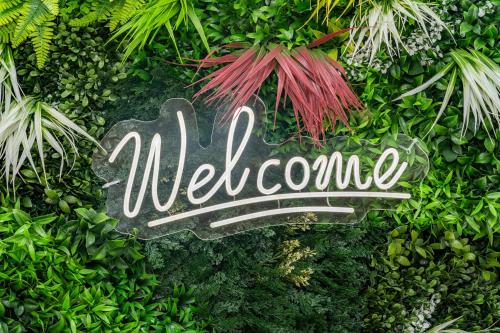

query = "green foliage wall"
[[12, 16, 126, 212], [1, 10, 208, 333], [366, 225, 499, 331], [106, 66, 377, 332], [100, 0, 499, 331], [0, 199, 205, 332], [145, 223, 377, 333], [0, 0, 498, 332]]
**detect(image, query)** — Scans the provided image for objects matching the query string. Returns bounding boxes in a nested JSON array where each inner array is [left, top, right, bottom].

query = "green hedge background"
[[0, 0, 498, 332]]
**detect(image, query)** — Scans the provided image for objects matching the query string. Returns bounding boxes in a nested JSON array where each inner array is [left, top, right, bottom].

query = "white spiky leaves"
[[0, 97, 101, 191], [0, 44, 100, 191], [349, 0, 450, 63], [0, 44, 23, 110], [396, 49, 500, 137]]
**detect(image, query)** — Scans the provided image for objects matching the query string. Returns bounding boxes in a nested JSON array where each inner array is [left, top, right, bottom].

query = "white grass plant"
[[424, 316, 499, 333], [424, 317, 466, 333], [0, 44, 100, 191], [348, 0, 449, 63], [0, 44, 23, 112], [396, 49, 500, 137]]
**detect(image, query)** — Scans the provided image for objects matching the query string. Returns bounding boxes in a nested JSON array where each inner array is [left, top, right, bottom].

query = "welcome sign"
[[93, 97, 429, 240]]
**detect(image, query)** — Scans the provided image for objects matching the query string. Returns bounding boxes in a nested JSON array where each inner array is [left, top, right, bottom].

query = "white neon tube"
[[209, 206, 355, 228], [147, 191, 410, 227]]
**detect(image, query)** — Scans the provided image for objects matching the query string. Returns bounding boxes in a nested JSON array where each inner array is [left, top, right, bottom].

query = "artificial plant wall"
[[0, 0, 498, 332]]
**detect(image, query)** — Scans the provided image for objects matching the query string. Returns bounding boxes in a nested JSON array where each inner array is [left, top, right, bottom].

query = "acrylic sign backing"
[[92, 97, 429, 240]]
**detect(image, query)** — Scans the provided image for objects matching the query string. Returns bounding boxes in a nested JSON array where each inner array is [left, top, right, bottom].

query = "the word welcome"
[[106, 106, 410, 229]]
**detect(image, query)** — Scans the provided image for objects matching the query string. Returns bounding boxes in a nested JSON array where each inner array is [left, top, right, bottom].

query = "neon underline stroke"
[[147, 191, 410, 228], [209, 206, 355, 228]]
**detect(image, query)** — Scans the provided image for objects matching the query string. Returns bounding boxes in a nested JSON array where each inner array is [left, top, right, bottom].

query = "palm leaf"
[[0, 47, 100, 190], [186, 5, 209, 53], [426, 67, 457, 135], [110, 0, 209, 61], [0, 97, 101, 189]]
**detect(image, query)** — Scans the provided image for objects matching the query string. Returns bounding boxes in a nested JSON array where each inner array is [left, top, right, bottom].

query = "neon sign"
[[92, 97, 428, 239]]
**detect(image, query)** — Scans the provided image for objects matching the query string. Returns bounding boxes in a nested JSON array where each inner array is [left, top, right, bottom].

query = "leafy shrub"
[[365, 224, 500, 332], [2, 12, 210, 333], [0, 197, 207, 332], [353, 0, 500, 239]]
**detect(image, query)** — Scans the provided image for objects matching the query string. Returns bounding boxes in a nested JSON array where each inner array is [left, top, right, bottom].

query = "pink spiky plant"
[[192, 32, 363, 143]]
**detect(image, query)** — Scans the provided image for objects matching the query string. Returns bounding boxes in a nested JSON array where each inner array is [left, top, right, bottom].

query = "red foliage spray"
[[192, 33, 363, 143]]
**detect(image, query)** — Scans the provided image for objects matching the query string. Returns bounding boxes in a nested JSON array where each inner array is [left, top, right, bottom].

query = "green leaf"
[[397, 256, 411, 266], [44, 188, 59, 200], [93, 304, 117, 312], [464, 252, 476, 261], [484, 138, 496, 152], [58, 199, 70, 213], [460, 22, 473, 35], [62, 292, 70, 310], [92, 245, 107, 260], [451, 240, 463, 250], [86, 231, 95, 248], [415, 246, 427, 258], [473, 38, 486, 50], [48, 317, 65, 333], [486, 192, 500, 200]]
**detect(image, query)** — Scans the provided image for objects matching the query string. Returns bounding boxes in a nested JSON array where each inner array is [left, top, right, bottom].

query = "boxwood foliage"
[[365, 224, 500, 332], [0, 196, 206, 332]]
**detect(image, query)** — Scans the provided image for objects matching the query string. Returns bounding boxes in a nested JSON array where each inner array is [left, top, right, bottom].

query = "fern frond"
[[0, 23, 14, 43], [69, 11, 101, 27], [0, 0, 23, 12], [69, 0, 143, 30], [41, 0, 58, 16], [0, 1, 23, 27], [69, 0, 111, 27], [109, 0, 144, 30], [30, 19, 53, 68], [12, 0, 52, 47]]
